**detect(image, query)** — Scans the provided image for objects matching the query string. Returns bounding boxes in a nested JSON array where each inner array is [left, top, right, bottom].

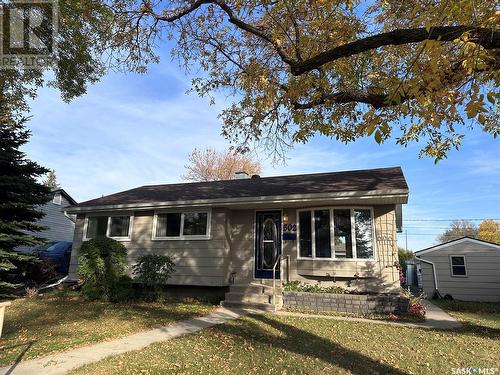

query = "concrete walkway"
[[0, 307, 248, 375], [275, 300, 462, 330], [421, 300, 462, 329]]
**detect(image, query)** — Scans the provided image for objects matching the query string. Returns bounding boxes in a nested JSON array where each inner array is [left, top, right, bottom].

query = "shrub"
[[401, 289, 426, 320], [133, 254, 175, 300], [109, 275, 135, 302], [25, 259, 61, 286], [408, 299, 426, 320], [78, 237, 128, 301]]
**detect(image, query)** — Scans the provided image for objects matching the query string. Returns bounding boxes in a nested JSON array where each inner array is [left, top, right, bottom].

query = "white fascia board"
[[66, 189, 408, 214], [415, 237, 500, 256]]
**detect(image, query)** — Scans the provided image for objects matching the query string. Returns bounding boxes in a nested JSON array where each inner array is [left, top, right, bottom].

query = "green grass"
[[0, 294, 215, 366], [433, 300, 500, 330], [71, 302, 500, 374]]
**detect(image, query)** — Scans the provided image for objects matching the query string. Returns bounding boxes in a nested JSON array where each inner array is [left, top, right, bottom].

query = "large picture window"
[[85, 215, 133, 240], [297, 207, 375, 260], [153, 210, 210, 240]]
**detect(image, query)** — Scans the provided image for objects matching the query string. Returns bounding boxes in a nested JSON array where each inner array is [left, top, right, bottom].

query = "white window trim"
[[152, 209, 212, 241], [450, 255, 468, 277], [296, 206, 376, 262], [53, 193, 62, 205], [83, 213, 134, 242], [107, 215, 134, 241]]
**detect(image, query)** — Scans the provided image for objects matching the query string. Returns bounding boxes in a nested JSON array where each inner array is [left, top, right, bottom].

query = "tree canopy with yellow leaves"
[[2, 1, 498, 162], [478, 219, 500, 244], [100, 0, 498, 160]]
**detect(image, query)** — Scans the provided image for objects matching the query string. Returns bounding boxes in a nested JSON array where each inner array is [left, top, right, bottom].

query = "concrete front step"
[[220, 300, 278, 311], [222, 281, 284, 311], [229, 284, 282, 295]]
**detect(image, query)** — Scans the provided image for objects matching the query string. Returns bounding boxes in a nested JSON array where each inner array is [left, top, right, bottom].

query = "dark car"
[[35, 241, 73, 275]]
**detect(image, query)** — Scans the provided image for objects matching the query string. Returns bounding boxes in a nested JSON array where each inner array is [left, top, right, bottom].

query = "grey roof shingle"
[[74, 167, 407, 208]]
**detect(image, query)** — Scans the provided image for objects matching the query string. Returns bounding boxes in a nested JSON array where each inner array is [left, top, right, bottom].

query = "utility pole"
[[405, 230, 408, 252]]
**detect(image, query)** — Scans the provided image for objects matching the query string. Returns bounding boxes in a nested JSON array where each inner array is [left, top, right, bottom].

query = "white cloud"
[[24, 72, 231, 202]]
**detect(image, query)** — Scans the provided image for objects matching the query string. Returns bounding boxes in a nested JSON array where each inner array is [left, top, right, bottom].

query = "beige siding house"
[[67, 167, 408, 306], [416, 237, 500, 302]]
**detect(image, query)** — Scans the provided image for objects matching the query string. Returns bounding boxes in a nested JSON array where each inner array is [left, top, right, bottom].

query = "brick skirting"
[[283, 292, 409, 314]]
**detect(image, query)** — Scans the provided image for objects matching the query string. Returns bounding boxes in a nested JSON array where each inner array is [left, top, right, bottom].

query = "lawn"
[[0, 294, 215, 366], [71, 302, 500, 375], [433, 300, 500, 330]]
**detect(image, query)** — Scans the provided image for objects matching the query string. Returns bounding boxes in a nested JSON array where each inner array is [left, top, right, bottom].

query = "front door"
[[255, 211, 281, 279]]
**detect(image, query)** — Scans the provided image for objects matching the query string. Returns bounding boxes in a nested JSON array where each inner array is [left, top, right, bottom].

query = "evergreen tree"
[[0, 111, 51, 298], [43, 170, 60, 189]]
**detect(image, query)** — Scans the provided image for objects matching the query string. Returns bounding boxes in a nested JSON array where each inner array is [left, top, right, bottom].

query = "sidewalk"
[[0, 307, 247, 375], [275, 300, 462, 330]]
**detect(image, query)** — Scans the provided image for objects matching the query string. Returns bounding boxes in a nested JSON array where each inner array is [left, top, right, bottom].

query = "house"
[[17, 189, 77, 253], [415, 237, 500, 302], [66, 167, 408, 305]]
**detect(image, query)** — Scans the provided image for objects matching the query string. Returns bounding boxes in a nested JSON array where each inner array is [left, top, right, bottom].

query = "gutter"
[[417, 257, 441, 298], [67, 189, 409, 214]]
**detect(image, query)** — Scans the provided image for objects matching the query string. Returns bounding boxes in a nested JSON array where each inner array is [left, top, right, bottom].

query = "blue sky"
[[23, 55, 499, 252]]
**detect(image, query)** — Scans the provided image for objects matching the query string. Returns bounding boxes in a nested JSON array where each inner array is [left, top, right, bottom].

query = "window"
[[354, 209, 374, 259], [298, 211, 312, 257], [109, 216, 131, 238], [155, 213, 182, 237], [314, 210, 331, 258], [297, 207, 375, 260], [85, 215, 132, 240], [183, 212, 208, 236], [53, 193, 62, 205], [333, 209, 352, 258], [450, 256, 467, 277], [153, 210, 210, 239], [86, 216, 108, 239]]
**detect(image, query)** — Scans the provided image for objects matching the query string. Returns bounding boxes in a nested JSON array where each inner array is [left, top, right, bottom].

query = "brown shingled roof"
[[74, 166, 408, 208]]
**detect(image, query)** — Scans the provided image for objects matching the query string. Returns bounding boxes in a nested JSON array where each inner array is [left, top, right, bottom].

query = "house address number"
[[283, 223, 297, 232]]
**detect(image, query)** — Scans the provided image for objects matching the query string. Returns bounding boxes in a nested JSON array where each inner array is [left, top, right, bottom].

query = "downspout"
[[64, 210, 76, 223], [417, 257, 441, 298]]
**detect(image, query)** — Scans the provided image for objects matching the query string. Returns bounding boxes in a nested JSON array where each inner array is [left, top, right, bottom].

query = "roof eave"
[[67, 189, 408, 214], [415, 237, 500, 256]]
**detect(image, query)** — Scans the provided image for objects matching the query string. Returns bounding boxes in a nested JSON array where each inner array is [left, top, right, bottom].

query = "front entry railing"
[[272, 254, 282, 307]]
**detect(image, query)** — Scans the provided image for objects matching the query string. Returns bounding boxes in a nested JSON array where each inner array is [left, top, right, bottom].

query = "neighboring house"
[[66, 167, 408, 298], [415, 237, 500, 302], [18, 189, 77, 253]]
